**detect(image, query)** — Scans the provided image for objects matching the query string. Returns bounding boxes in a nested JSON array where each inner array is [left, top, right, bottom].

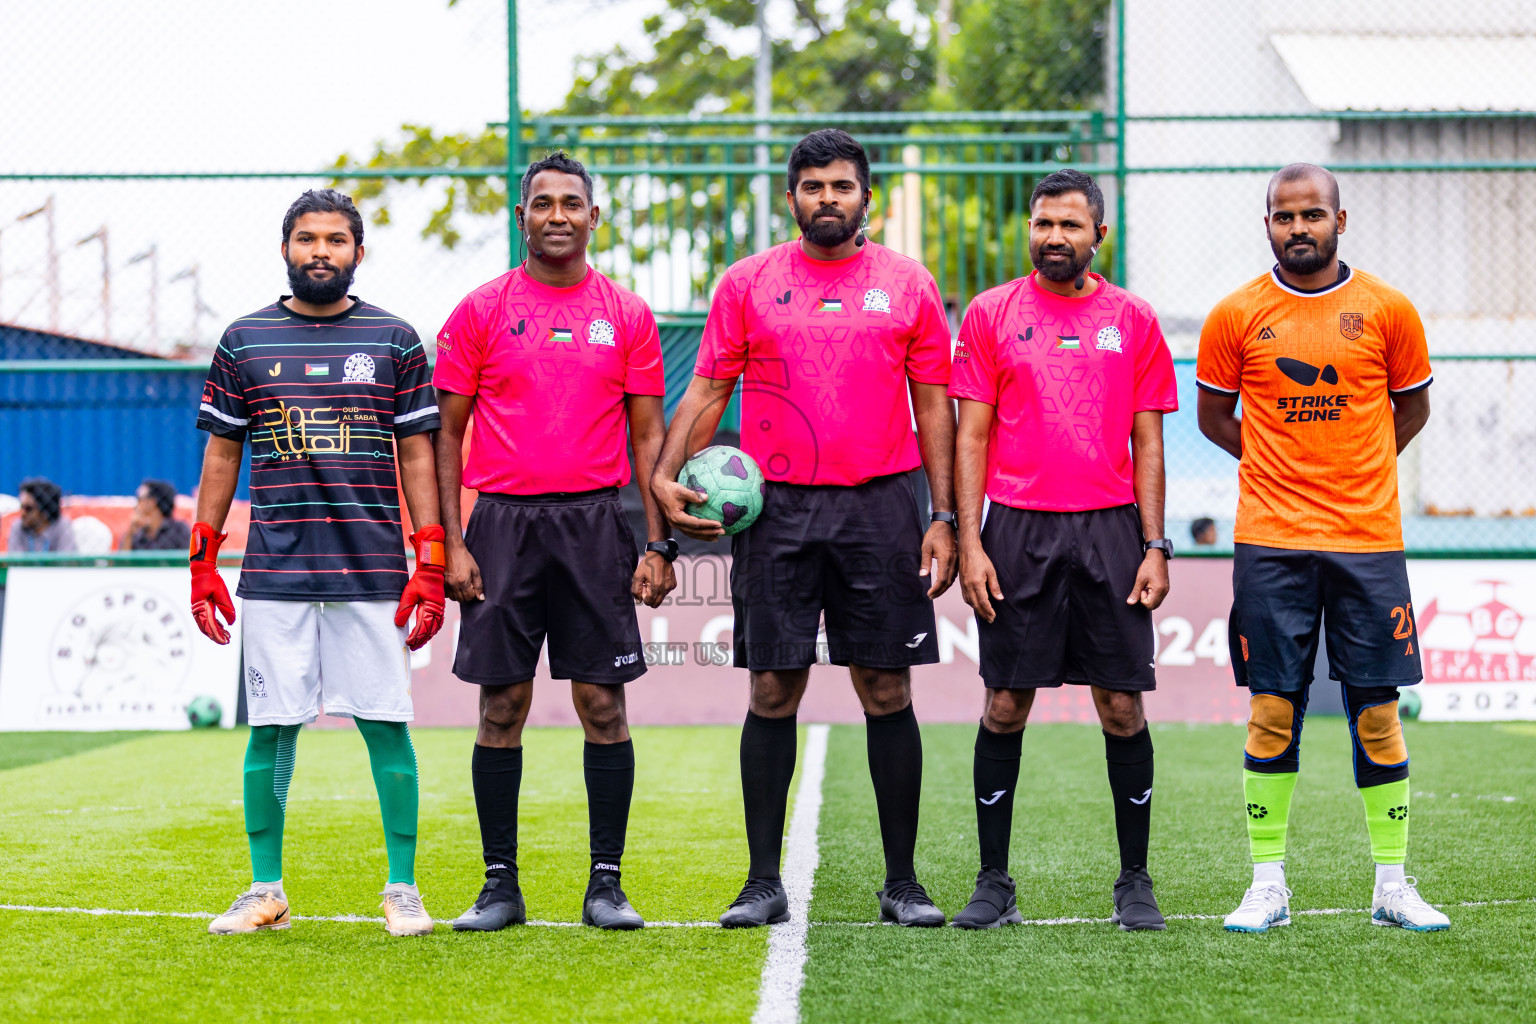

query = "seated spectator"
[[122, 478, 192, 551], [9, 478, 77, 552], [1190, 517, 1217, 547]]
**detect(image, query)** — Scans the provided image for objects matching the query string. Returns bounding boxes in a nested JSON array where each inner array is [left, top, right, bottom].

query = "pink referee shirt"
[[948, 272, 1178, 512], [694, 240, 952, 486], [433, 266, 666, 495]]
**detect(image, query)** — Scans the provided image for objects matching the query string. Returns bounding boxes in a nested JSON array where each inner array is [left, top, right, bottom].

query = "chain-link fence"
[[2, 0, 1532, 554]]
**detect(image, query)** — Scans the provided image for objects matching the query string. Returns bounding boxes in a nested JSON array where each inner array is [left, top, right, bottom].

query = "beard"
[[1031, 241, 1094, 284], [1272, 230, 1337, 275], [793, 198, 862, 248], [287, 256, 356, 305]]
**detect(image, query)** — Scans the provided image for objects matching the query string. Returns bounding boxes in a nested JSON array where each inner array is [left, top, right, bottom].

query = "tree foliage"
[[335, 0, 1106, 248]]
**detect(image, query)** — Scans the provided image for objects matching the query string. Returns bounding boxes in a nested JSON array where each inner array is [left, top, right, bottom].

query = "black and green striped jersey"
[[196, 297, 439, 601]]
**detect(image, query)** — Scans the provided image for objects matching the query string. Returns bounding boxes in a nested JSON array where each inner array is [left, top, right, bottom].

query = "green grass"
[[2, 721, 1532, 1023], [0, 726, 769, 1023], [0, 731, 140, 771], [803, 721, 1536, 1024]]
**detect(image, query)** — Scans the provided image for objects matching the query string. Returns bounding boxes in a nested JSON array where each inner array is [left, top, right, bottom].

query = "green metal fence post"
[[1113, 0, 1127, 288], [507, 0, 521, 270]]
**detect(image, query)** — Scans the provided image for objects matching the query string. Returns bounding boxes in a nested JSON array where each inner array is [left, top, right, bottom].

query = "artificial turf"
[[0, 725, 768, 1023], [2, 720, 1532, 1023], [802, 721, 1536, 1024]]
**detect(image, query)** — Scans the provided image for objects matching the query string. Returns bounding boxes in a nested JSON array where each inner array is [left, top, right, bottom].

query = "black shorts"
[[976, 503, 1155, 691], [453, 488, 645, 686], [1229, 543, 1422, 693], [730, 472, 939, 671]]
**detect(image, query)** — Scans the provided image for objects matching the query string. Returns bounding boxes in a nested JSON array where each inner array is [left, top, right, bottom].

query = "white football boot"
[[1223, 883, 1292, 933], [1372, 878, 1450, 932]]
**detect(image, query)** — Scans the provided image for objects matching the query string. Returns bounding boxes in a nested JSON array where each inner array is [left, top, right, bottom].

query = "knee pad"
[[1245, 692, 1301, 771], [1346, 684, 1409, 786], [1349, 688, 1408, 767]]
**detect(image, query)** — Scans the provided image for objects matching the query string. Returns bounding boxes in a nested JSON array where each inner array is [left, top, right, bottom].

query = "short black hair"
[[18, 477, 62, 523], [1030, 169, 1105, 226], [1191, 517, 1216, 542], [282, 189, 364, 247], [787, 129, 870, 194], [141, 478, 177, 518], [1266, 162, 1340, 213], [520, 151, 594, 206]]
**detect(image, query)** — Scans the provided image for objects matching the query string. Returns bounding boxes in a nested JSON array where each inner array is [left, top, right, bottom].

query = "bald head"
[[1267, 163, 1340, 214]]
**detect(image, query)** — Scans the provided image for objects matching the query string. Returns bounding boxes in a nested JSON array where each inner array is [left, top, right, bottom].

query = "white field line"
[[2, 898, 1529, 930], [751, 723, 830, 1024]]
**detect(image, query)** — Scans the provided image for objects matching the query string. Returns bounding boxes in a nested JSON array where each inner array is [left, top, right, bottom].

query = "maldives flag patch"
[[548, 327, 574, 344], [304, 363, 329, 375], [1056, 336, 1080, 350], [815, 298, 842, 313]]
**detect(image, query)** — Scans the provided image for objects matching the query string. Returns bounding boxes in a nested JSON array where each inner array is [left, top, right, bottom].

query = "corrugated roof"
[[1270, 34, 1536, 111]]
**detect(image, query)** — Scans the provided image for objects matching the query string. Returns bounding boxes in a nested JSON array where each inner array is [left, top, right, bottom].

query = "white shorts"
[[241, 600, 412, 726]]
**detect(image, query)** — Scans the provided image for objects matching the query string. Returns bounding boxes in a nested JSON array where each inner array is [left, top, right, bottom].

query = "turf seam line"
[[752, 722, 830, 1024], [3, 897, 1529, 928]]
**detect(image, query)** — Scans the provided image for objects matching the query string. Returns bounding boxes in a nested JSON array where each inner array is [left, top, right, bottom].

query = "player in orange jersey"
[[1197, 164, 1447, 934]]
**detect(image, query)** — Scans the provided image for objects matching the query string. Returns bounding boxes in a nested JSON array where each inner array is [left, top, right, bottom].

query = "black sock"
[[584, 739, 635, 874], [741, 710, 798, 880], [974, 720, 1024, 876], [471, 744, 522, 881], [866, 703, 923, 883], [1104, 726, 1154, 872]]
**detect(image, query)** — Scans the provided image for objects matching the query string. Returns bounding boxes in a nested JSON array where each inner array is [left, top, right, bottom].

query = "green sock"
[[1243, 769, 1298, 863], [355, 718, 419, 885], [244, 724, 301, 884], [1360, 779, 1410, 864]]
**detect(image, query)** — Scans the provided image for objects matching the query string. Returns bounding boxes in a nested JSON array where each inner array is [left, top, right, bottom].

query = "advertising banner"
[[0, 567, 242, 730], [1405, 560, 1536, 721]]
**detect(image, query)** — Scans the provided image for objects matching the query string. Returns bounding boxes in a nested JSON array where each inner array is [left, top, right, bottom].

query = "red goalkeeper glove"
[[395, 524, 446, 651], [189, 521, 235, 645]]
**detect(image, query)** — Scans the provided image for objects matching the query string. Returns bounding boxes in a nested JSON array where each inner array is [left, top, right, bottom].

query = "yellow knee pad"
[[1355, 701, 1408, 766], [1245, 693, 1295, 760]]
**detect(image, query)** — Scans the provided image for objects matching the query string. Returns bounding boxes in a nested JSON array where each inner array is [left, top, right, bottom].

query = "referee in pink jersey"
[[433, 152, 677, 932], [948, 170, 1178, 931], [653, 129, 958, 929]]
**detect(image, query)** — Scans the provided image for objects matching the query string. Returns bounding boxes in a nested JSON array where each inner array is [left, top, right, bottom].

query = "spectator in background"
[[9, 478, 77, 552], [122, 478, 191, 551], [1191, 517, 1218, 546]]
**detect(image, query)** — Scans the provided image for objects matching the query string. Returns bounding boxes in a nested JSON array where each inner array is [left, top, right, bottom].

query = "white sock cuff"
[[1253, 861, 1286, 886]]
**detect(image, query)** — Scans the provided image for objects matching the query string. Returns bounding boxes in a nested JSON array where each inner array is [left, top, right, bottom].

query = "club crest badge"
[[862, 288, 891, 313], [247, 666, 267, 699], [588, 319, 616, 346], [1339, 313, 1364, 340], [1095, 325, 1124, 353], [342, 352, 376, 383]]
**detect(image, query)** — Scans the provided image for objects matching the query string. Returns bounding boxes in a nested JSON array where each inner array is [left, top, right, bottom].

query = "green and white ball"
[[681, 445, 765, 536], [186, 695, 222, 729]]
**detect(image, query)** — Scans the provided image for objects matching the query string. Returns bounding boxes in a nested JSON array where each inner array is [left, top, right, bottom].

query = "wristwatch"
[[1144, 538, 1174, 559], [645, 538, 680, 563], [930, 511, 957, 529]]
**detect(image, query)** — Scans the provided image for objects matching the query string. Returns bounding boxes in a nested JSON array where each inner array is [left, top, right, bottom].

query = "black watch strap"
[[646, 539, 680, 563], [1144, 538, 1174, 559], [931, 511, 957, 528]]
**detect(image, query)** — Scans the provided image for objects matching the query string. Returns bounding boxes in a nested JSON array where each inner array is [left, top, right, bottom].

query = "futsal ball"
[[186, 695, 222, 729], [681, 445, 765, 536], [1398, 688, 1422, 720]]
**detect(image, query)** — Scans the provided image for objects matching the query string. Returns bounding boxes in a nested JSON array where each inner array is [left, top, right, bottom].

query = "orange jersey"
[[1197, 266, 1432, 553]]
